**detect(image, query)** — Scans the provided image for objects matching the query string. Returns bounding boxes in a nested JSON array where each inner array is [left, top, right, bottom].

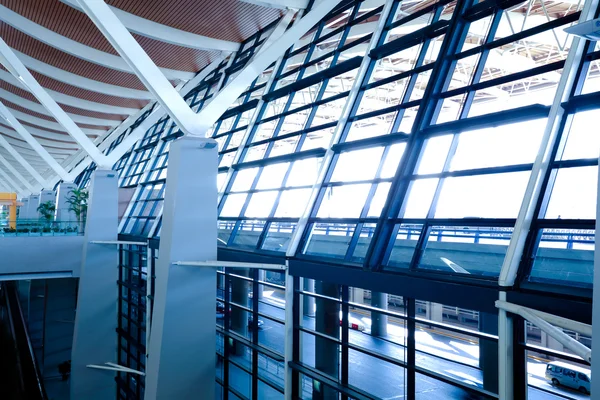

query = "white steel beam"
[[0, 166, 24, 194], [0, 103, 71, 181], [0, 68, 141, 115], [194, 2, 338, 135], [0, 4, 194, 81], [0, 127, 80, 150], [0, 39, 108, 167], [0, 135, 46, 185], [101, 54, 230, 167], [62, 0, 239, 52], [77, 0, 211, 136], [0, 88, 120, 127], [78, 0, 340, 137], [498, 0, 599, 287], [239, 0, 308, 9], [5, 106, 106, 136], [1, 122, 91, 144], [496, 300, 592, 363], [0, 153, 36, 192], [13, 51, 153, 100]]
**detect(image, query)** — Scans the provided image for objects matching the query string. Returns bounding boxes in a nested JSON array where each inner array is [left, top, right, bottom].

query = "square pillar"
[[18, 197, 28, 220], [39, 190, 55, 207], [28, 194, 40, 219], [145, 136, 217, 400], [70, 169, 119, 400], [55, 182, 77, 222]]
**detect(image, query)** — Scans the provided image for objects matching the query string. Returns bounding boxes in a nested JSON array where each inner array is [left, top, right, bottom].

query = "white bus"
[[545, 361, 591, 395]]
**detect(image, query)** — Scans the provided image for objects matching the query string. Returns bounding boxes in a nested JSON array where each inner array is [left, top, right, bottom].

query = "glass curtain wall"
[[72, 0, 599, 398]]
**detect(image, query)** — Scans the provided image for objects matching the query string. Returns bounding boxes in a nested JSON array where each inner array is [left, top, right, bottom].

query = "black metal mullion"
[[364, 0, 474, 272], [341, 286, 349, 399], [251, 269, 259, 400], [406, 297, 416, 400], [459, 9, 503, 117]]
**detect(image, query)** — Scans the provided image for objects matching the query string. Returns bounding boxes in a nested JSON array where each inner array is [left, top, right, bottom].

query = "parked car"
[[546, 361, 591, 394], [339, 316, 365, 331]]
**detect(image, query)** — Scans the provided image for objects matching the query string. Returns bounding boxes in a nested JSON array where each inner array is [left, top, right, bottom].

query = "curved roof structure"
[[0, 0, 283, 192]]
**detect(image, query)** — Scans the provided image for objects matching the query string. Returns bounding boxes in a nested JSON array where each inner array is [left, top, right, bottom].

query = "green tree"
[[37, 201, 56, 223], [66, 189, 88, 230]]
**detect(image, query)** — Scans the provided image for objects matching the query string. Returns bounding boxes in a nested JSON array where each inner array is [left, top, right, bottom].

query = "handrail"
[[218, 221, 595, 247], [2, 282, 48, 400]]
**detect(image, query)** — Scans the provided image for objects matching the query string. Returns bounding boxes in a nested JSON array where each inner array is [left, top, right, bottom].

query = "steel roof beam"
[[78, 0, 336, 138], [13, 51, 153, 100], [62, 0, 239, 52], [0, 4, 194, 81], [0, 102, 72, 181], [0, 153, 36, 192], [0, 166, 24, 194], [239, 0, 308, 9], [0, 67, 143, 114], [0, 88, 121, 127], [0, 39, 108, 167]]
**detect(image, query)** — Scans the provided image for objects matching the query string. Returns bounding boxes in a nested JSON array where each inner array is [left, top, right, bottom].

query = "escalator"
[[0, 282, 47, 400]]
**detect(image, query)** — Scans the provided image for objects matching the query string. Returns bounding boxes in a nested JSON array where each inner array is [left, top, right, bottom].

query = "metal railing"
[[0, 220, 84, 236], [0, 282, 47, 400], [218, 221, 595, 248]]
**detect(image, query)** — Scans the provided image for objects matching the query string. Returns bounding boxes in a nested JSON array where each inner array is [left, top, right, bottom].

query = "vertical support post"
[[284, 263, 294, 400], [498, 291, 514, 400], [55, 182, 77, 222], [407, 297, 416, 400], [371, 292, 388, 337], [70, 169, 118, 400], [303, 278, 315, 317], [27, 194, 40, 219], [19, 197, 29, 220], [39, 189, 55, 208], [314, 281, 339, 400], [8, 196, 16, 229], [145, 136, 217, 400], [480, 311, 499, 394]]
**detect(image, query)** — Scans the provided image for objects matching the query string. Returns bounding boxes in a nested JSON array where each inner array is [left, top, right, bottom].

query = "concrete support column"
[[55, 183, 77, 222], [314, 281, 339, 400], [303, 278, 315, 317], [427, 302, 444, 322], [70, 169, 118, 400], [371, 292, 388, 337], [257, 269, 265, 299], [351, 287, 364, 304], [145, 136, 217, 400], [27, 194, 40, 219], [39, 189, 55, 207], [480, 311, 499, 394], [18, 197, 27, 220]]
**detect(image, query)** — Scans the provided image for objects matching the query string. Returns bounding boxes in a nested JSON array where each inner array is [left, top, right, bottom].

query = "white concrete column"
[[145, 136, 217, 400], [39, 189, 55, 208], [18, 197, 28, 220], [55, 182, 77, 222], [27, 194, 40, 219], [70, 169, 119, 400], [427, 302, 444, 322], [351, 287, 364, 304]]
